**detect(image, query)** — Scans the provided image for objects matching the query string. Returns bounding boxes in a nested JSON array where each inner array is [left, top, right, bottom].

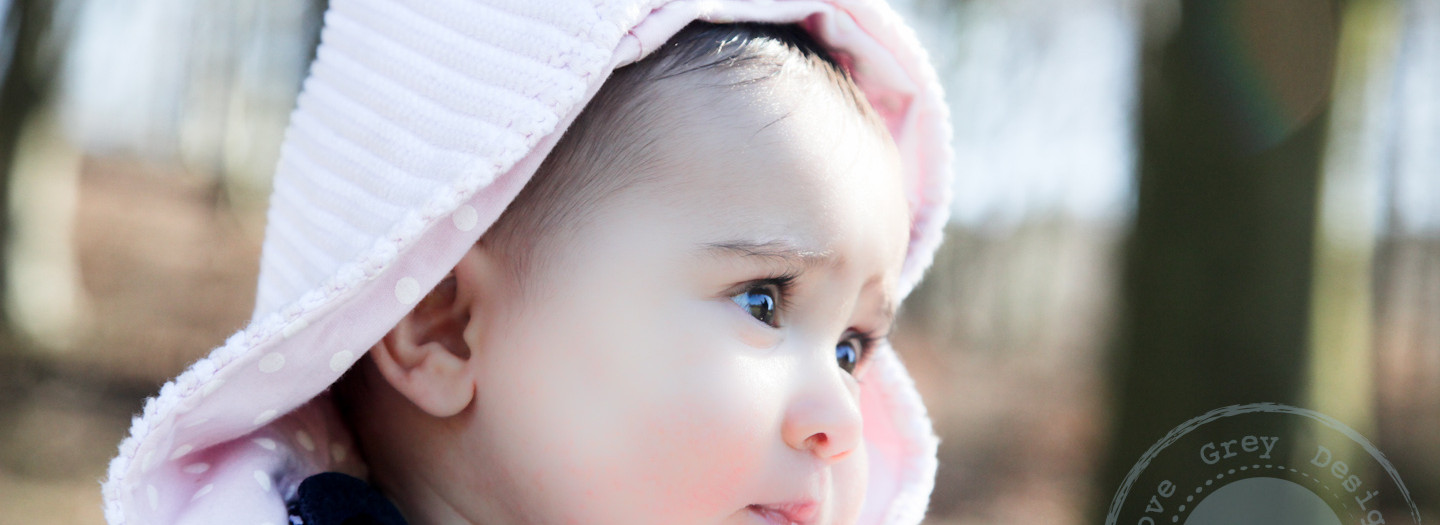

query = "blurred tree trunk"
[[0, 0, 56, 350], [1308, 0, 1401, 442], [1097, 0, 1341, 516]]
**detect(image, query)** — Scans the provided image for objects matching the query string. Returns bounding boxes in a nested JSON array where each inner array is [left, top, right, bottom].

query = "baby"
[[338, 21, 906, 524], [102, 2, 951, 525]]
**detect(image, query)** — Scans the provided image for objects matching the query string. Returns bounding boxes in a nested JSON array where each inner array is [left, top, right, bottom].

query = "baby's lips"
[[747, 500, 820, 525]]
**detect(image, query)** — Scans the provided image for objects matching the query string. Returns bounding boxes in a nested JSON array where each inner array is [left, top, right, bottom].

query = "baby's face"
[[460, 77, 910, 524]]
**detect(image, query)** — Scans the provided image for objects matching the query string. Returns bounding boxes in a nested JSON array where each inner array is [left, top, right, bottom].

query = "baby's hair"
[[481, 21, 885, 295]]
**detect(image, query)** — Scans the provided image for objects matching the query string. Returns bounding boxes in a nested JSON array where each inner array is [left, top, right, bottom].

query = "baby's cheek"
[[639, 361, 781, 517]]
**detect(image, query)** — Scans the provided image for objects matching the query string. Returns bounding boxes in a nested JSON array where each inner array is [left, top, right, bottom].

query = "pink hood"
[[101, 1, 953, 523]]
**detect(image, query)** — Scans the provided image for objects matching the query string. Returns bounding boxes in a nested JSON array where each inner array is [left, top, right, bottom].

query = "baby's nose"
[[780, 367, 864, 464]]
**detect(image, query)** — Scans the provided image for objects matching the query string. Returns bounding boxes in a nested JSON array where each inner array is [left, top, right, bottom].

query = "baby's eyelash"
[[761, 272, 800, 291], [852, 327, 892, 370], [755, 271, 800, 320]]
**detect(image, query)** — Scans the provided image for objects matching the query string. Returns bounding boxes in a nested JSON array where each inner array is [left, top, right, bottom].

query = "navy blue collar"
[[288, 472, 408, 525]]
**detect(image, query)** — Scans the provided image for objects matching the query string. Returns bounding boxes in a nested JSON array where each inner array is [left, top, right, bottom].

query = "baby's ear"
[[369, 247, 494, 417]]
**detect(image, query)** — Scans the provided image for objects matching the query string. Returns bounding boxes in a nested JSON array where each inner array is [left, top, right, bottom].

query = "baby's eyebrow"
[[696, 239, 838, 271]]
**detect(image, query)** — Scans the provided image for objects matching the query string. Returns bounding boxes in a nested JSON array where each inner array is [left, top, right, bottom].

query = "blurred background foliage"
[[0, 0, 1437, 524]]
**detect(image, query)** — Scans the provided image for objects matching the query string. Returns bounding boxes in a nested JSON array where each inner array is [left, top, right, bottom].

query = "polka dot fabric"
[[102, 1, 953, 524]]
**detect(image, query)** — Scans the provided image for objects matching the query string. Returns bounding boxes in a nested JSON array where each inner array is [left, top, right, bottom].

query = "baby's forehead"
[[591, 78, 910, 265], [583, 63, 907, 237]]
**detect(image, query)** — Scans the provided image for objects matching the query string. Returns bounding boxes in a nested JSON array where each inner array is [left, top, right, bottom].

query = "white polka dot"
[[331, 444, 348, 463], [252, 437, 277, 451], [182, 416, 211, 429], [190, 484, 213, 501], [281, 318, 309, 339], [452, 205, 479, 231], [296, 430, 315, 452], [201, 378, 224, 397], [182, 462, 209, 474], [147, 484, 158, 510], [329, 351, 354, 373], [169, 444, 194, 460], [395, 277, 421, 304], [258, 352, 285, 373], [140, 451, 156, 472], [254, 470, 272, 491], [253, 409, 278, 426]]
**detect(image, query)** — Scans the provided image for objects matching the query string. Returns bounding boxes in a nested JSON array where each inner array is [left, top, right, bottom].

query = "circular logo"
[[1106, 403, 1422, 525]]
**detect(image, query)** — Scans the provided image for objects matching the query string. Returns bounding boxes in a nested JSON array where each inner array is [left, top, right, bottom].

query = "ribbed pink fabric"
[[102, 1, 953, 524]]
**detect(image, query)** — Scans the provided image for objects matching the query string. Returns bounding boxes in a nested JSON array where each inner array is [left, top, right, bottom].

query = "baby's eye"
[[730, 284, 780, 327], [836, 334, 865, 374]]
